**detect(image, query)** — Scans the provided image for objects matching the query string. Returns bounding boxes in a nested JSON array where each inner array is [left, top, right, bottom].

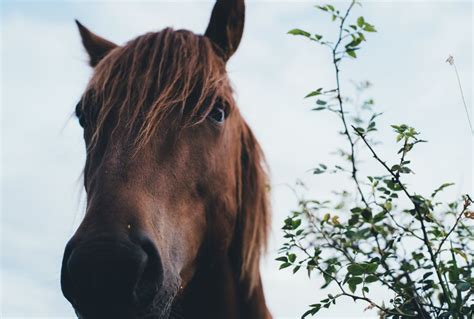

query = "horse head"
[[61, 1, 271, 318]]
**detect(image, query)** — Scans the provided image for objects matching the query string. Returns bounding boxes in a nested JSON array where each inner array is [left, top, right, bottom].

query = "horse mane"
[[237, 122, 270, 296], [81, 28, 232, 151]]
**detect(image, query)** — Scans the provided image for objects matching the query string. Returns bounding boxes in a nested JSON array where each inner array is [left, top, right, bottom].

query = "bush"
[[278, 1, 473, 318]]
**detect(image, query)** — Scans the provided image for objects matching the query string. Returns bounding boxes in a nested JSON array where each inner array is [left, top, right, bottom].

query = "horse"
[[60, 1, 271, 318]]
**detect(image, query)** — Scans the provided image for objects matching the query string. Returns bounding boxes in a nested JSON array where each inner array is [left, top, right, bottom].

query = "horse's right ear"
[[205, 0, 245, 61], [75, 20, 117, 67]]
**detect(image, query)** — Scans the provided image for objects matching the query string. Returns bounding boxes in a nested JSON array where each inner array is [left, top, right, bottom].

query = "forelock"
[[81, 28, 233, 151]]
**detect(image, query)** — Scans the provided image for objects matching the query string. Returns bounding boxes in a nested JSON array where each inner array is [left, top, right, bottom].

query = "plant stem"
[[354, 128, 454, 310], [293, 238, 407, 317], [451, 60, 473, 134], [435, 198, 471, 257], [332, 0, 369, 208]]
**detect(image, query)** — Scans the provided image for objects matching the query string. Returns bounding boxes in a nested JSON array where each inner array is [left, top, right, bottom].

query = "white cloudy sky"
[[1, 0, 472, 318]]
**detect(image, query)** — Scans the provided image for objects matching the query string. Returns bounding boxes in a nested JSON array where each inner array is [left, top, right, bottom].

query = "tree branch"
[[332, 0, 369, 208], [435, 197, 472, 257], [354, 127, 454, 309]]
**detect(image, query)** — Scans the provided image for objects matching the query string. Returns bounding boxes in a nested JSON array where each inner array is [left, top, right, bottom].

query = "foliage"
[[279, 1, 473, 318]]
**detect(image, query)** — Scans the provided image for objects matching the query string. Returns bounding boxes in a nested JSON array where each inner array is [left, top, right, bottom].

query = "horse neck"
[[179, 254, 271, 319]]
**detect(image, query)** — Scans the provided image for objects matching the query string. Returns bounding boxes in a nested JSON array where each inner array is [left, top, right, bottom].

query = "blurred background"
[[1, 0, 472, 318]]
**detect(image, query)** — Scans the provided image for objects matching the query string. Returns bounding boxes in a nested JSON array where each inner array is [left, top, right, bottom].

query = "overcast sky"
[[1, 0, 472, 318]]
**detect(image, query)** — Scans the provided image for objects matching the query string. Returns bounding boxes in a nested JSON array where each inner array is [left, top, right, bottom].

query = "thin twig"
[[354, 127, 454, 309], [293, 238, 409, 317], [435, 197, 472, 257], [447, 56, 473, 134], [332, 0, 370, 208], [385, 210, 424, 241]]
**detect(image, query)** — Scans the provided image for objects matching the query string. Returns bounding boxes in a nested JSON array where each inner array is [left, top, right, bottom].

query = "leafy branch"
[[281, 2, 473, 318]]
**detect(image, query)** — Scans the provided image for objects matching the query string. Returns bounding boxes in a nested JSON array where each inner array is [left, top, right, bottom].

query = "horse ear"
[[75, 20, 117, 67], [236, 122, 270, 295], [205, 0, 245, 61]]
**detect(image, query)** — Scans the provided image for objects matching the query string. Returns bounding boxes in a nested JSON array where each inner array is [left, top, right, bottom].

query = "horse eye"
[[207, 105, 226, 124]]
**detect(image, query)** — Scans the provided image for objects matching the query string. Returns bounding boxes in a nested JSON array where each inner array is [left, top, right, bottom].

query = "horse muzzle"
[[61, 232, 164, 318]]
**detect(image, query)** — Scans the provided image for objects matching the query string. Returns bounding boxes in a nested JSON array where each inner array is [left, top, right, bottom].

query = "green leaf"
[[348, 214, 359, 226], [453, 248, 468, 261], [361, 209, 372, 222], [275, 256, 287, 262], [422, 272, 433, 280], [354, 126, 365, 134], [346, 38, 362, 48], [347, 276, 363, 293], [305, 88, 323, 98], [302, 309, 313, 318], [348, 283, 357, 293], [365, 275, 378, 283], [302, 304, 321, 318], [357, 16, 365, 28], [316, 99, 327, 105], [365, 263, 378, 273], [348, 264, 365, 276], [314, 34, 323, 41], [292, 219, 302, 229], [351, 207, 363, 213], [312, 106, 326, 111], [391, 164, 400, 172], [456, 281, 470, 291], [373, 212, 386, 223], [279, 262, 291, 270], [448, 269, 459, 283], [288, 253, 297, 263], [348, 277, 363, 285], [315, 5, 328, 12], [346, 49, 357, 58], [363, 23, 377, 32], [288, 28, 311, 37], [313, 168, 325, 174], [431, 182, 455, 197]]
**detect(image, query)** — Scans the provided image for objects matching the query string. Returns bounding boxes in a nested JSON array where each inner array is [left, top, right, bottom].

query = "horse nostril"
[[60, 235, 162, 316], [131, 232, 164, 307]]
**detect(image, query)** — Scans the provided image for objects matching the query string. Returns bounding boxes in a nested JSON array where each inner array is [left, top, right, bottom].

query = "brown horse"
[[60, 1, 271, 318]]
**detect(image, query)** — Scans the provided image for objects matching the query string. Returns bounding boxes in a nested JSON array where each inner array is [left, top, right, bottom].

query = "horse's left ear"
[[205, 0, 245, 61], [75, 20, 118, 67]]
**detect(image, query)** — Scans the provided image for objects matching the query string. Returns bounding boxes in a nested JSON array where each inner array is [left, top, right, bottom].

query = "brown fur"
[[68, 1, 271, 317], [77, 28, 270, 294]]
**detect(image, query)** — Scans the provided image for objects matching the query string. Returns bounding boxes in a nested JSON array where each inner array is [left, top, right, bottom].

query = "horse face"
[[61, 1, 257, 318], [63, 97, 242, 318]]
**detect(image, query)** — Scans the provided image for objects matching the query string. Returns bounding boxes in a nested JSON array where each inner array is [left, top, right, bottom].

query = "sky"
[[1, 0, 472, 318]]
